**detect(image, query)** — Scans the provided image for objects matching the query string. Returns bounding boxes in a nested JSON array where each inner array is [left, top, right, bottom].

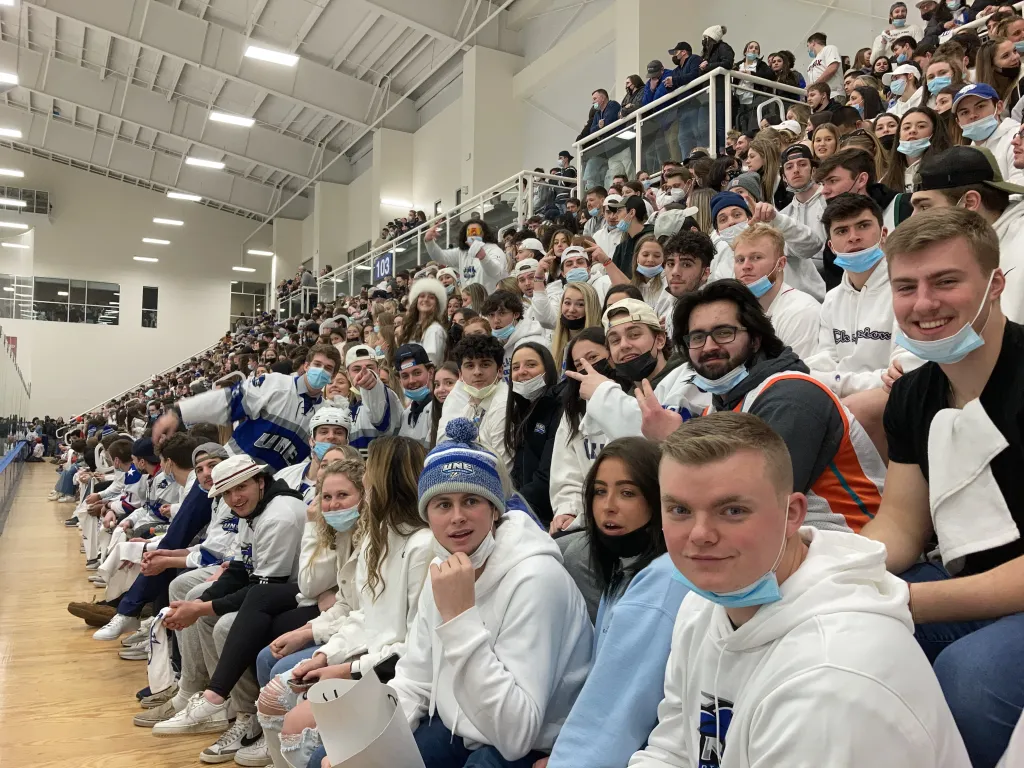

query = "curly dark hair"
[[456, 218, 498, 250], [672, 278, 786, 361]]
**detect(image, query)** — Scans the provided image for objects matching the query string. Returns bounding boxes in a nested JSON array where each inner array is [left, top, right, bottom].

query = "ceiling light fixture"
[[232, 266, 256, 273], [380, 198, 414, 208], [142, 238, 170, 245], [1, 242, 27, 248], [167, 191, 201, 202], [109, 301, 118, 305], [1, 286, 11, 292], [0, 1, 18, 7], [0, 72, 18, 86], [153, 217, 183, 226], [0, 198, 27, 207], [133, 256, 159, 263], [57, 291, 68, 296], [247, 249, 274, 256], [244, 45, 299, 67], [209, 111, 255, 128], [185, 158, 225, 170], [618, 130, 637, 140], [0, 128, 22, 138], [0, 221, 27, 229], [0, 168, 24, 178]]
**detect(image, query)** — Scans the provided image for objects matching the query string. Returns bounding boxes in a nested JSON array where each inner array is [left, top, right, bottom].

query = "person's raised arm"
[[587, 243, 629, 286]]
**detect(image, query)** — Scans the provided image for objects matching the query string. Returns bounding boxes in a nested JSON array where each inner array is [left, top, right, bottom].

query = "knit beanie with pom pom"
[[417, 417, 505, 520]]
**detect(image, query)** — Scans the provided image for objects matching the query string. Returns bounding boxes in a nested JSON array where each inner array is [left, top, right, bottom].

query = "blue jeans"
[[57, 467, 77, 495], [256, 643, 319, 688], [902, 562, 1024, 767], [413, 716, 546, 768]]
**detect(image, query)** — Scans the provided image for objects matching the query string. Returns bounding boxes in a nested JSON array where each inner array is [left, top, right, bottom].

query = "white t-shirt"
[[807, 44, 843, 97]]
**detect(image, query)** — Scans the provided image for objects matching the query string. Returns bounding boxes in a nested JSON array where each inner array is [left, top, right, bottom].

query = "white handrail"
[[940, 0, 1024, 40]]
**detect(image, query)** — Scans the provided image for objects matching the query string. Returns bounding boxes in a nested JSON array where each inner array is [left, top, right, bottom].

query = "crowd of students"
[[43, 4, 1024, 767]]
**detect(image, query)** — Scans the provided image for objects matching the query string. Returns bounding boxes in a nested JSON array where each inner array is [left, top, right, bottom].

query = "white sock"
[[171, 690, 191, 710]]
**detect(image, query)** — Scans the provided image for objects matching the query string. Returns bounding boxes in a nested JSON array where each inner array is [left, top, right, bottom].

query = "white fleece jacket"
[[391, 511, 594, 760], [310, 526, 434, 676], [438, 379, 512, 474], [994, 200, 1024, 325], [763, 282, 821, 361], [425, 239, 508, 294], [804, 259, 922, 396], [588, 364, 711, 442], [628, 528, 971, 768], [549, 410, 611, 524], [973, 118, 1024, 188]]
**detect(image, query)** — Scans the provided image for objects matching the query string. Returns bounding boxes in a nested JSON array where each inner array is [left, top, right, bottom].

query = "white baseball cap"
[[519, 237, 545, 253], [345, 344, 377, 368]]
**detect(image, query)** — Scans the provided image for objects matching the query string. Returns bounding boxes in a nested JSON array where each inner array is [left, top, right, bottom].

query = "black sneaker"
[[64, 517, 77, 526]]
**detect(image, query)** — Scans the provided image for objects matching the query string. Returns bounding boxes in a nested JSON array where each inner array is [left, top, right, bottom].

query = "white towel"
[[927, 398, 1020, 570]]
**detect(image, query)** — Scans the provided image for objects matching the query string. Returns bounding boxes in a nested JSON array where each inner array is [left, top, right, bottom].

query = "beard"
[[691, 340, 752, 379]]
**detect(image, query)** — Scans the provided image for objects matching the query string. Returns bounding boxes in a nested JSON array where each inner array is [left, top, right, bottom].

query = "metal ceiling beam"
[[329, 11, 378, 70], [24, 0, 418, 131], [356, 0, 469, 52], [243, 0, 270, 39]]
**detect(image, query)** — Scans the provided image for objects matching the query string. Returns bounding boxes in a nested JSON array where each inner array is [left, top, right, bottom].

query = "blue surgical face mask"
[[852, 102, 864, 116], [746, 52, 758, 61], [322, 506, 360, 533], [670, 494, 790, 608], [616, 218, 631, 233], [893, 17, 906, 27], [898, 137, 931, 157], [468, 235, 483, 243], [834, 241, 885, 273], [947, 0, 959, 8], [636, 263, 665, 278], [445, 283, 455, 296], [807, 49, 815, 59], [962, 114, 1000, 142], [565, 267, 590, 283], [894, 270, 996, 364], [928, 75, 952, 94], [1016, 41, 1024, 54], [890, 78, 907, 96], [312, 442, 335, 461], [692, 363, 749, 395], [897, 52, 908, 63], [305, 366, 331, 390], [403, 385, 432, 402], [588, 207, 600, 217], [492, 322, 516, 341], [744, 259, 781, 298]]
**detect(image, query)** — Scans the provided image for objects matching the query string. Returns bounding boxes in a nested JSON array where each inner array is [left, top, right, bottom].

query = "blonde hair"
[[630, 234, 665, 294], [552, 282, 601, 366], [661, 411, 793, 497], [687, 187, 715, 235], [496, 276, 522, 296], [358, 437, 428, 598], [402, 287, 444, 345], [749, 137, 781, 204], [884, 208, 999, 272], [306, 458, 366, 578], [734, 222, 786, 261]]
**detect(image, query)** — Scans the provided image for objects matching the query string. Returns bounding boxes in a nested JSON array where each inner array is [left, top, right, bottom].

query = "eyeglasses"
[[682, 325, 747, 349]]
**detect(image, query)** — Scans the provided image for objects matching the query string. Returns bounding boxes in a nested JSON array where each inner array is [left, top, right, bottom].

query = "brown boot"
[[67, 601, 116, 627]]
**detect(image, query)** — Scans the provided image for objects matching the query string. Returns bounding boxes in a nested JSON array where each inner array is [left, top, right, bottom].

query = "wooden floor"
[[0, 463, 214, 767]]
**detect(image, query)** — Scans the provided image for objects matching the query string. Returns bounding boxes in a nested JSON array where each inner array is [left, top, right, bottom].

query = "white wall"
[[346, 169, 373, 251], [414, 97, 463, 214], [0, 147, 269, 417]]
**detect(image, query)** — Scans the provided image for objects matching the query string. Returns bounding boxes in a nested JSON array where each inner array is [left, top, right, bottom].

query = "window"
[[0, 274, 119, 324], [434, 199, 442, 215], [142, 286, 158, 328], [230, 281, 266, 330], [346, 241, 370, 261]]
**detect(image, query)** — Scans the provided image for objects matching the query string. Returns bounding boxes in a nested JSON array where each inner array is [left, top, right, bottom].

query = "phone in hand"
[[373, 653, 400, 683]]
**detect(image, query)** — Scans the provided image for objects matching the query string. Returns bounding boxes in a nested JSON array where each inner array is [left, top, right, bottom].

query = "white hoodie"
[[501, 315, 549, 379], [779, 187, 827, 300], [805, 259, 922, 396], [549, 410, 610, 525], [438, 379, 512, 474], [425, 239, 508, 294], [391, 511, 594, 760], [973, 118, 1024, 188], [532, 276, 612, 330], [993, 200, 1024, 324], [763, 282, 820, 361], [628, 528, 971, 768]]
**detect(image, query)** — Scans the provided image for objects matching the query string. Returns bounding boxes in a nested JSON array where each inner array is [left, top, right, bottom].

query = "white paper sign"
[[309, 676, 424, 768]]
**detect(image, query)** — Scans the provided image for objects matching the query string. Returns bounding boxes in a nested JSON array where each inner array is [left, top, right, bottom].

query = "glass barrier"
[[0, 438, 27, 534], [577, 68, 806, 187]]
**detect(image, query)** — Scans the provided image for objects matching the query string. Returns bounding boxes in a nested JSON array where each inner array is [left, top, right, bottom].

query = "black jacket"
[[510, 389, 563, 525], [703, 40, 736, 73], [611, 223, 655, 278]]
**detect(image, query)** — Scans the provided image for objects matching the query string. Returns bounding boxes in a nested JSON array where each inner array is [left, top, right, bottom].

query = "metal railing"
[[277, 286, 319, 319], [575, 68, 805, 194], [317, 170, 571, 302]]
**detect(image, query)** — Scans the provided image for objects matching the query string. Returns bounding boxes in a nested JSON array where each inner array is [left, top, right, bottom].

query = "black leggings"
[[208, 583, 320, 698]]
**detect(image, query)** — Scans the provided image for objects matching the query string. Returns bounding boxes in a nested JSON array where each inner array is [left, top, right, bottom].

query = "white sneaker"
[[92, 613, 140, 641], [48, 490, 59, 500], [122, 616, 154, 646], [58, 494, 76, 503], [119, 640, 148, 660], [233, 732, 271, 766], [201, 714, 259, 763], [152, 693, 230, 736]]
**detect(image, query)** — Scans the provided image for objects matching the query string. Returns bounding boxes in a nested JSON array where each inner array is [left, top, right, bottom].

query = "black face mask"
[[671, 55, 681, 66], [879, 133, 896, 151], [921, 9, 934, 20], [997, 65, 1021, 77], [616, 350, 659, 382], [590, 358, 615, 378], [563, 315, 587, 331], [595, 524, 651, 558]]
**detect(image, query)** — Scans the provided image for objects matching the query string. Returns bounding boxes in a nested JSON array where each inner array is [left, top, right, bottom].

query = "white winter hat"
[[408, 277, 447, 311], [703, 25, 726, 42], [207, 454, 267, 498], [436, 267, 459, 283]]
